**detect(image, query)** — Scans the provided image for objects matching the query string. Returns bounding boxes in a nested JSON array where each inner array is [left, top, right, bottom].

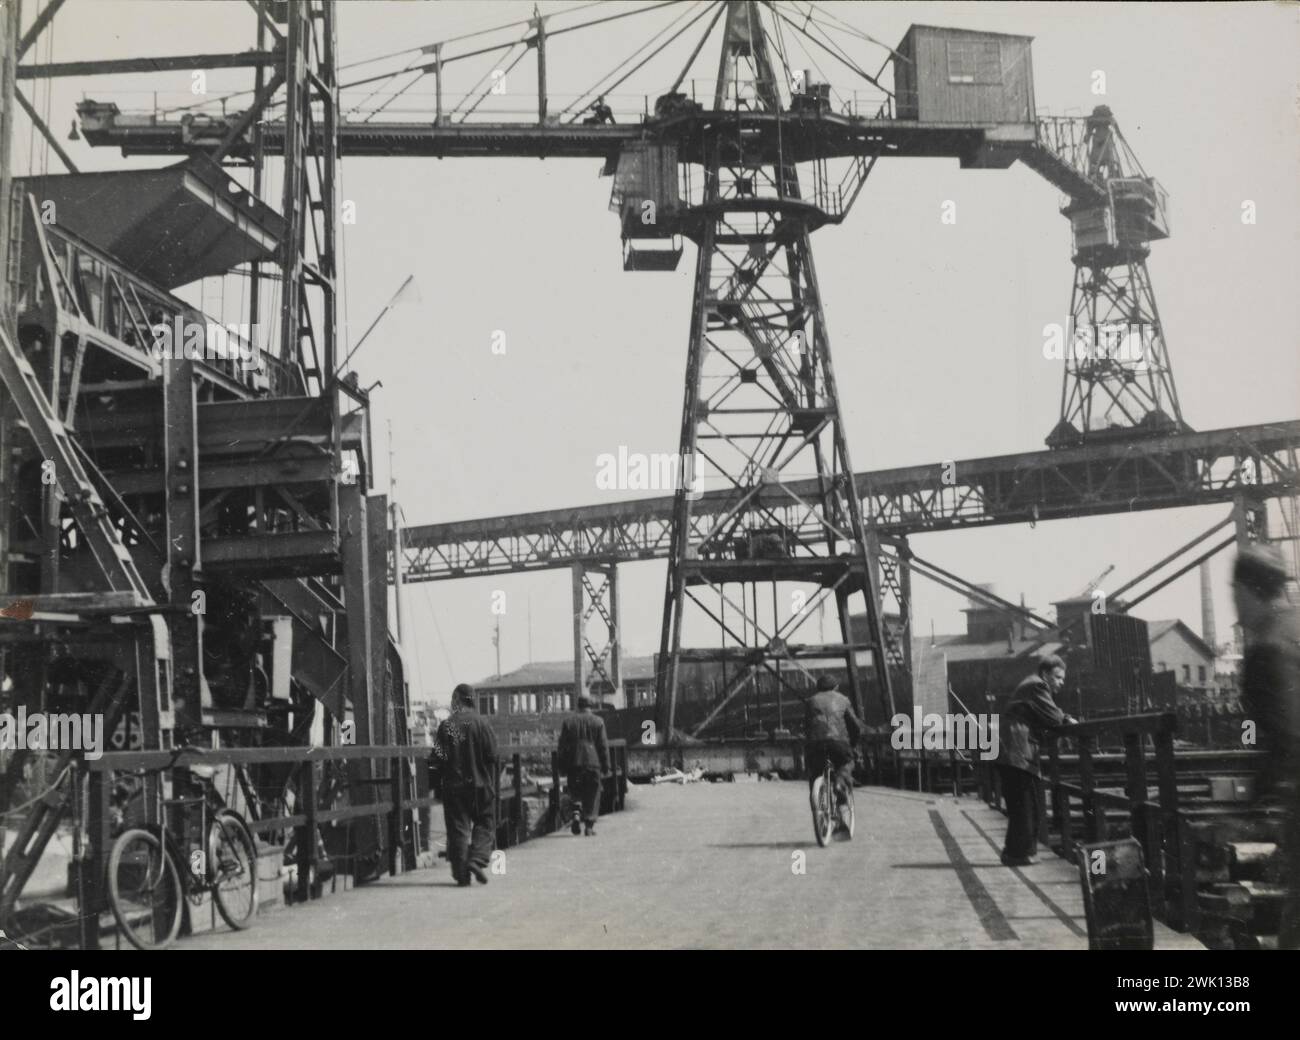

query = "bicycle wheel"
[[107, 827, 183, 951], [838, 784, 855, 841], [810, 775, 834, 847], [209, 810, 258, 930]]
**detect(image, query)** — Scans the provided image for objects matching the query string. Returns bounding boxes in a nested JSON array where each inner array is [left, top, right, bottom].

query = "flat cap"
[[1234, 545, 1289, 598]]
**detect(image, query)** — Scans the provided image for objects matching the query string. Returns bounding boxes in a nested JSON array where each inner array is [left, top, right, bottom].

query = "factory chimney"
[[1199, 560, 1217, 653]]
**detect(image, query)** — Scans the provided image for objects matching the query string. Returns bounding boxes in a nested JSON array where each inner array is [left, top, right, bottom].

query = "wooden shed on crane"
[[892, 25, 1036, 124], [609, 141, 684, 271]]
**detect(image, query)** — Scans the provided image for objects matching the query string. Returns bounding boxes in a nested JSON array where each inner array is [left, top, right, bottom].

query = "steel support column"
[[163, 356, 202, 732], [572, 560, 622, 708], [341, 480, 383, 875], [341, 483, 375, 745], [877, 533, 913, 708], [278, 0, 339, 420], [0, 0, 15, 331], [1050, 108, 1183, 448], [1056, 259, 1182, 443]]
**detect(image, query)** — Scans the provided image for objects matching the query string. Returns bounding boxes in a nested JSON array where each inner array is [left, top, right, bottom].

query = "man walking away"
[[995, 654, 1077, 866], [804, 675, 864, 832], [1233, 545, 1300, 948], [558, 695, 610, 836], [432, 683, 498, 886]]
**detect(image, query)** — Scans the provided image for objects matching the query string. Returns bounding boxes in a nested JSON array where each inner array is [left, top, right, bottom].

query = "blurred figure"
[[431, 683, 498, 886], [995, 654, 1077, 866], [1233, 545, 1300, 948], [558, 695, 610, 836]]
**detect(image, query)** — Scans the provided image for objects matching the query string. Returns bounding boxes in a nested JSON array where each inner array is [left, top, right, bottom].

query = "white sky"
[[20, 1, 1299, 705]]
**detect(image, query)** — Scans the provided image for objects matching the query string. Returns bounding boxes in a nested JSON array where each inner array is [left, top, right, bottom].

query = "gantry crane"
[[48, 1, 1194, 747]]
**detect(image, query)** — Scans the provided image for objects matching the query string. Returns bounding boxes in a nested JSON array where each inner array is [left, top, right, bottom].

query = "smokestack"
[[1199, 560, 1217, 652]]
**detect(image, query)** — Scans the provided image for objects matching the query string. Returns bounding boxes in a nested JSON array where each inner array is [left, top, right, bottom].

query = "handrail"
[[1040, 712, 1197, 931], [36, 221, 298, 396], [864, 708, 1201, 932], [77, 743, 436, 949], [84, 743, 426, 771]]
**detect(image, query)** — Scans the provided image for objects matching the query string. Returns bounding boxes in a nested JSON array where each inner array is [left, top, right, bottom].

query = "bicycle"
[[809, 757, 855, 847], [106, 747, 258, 950]]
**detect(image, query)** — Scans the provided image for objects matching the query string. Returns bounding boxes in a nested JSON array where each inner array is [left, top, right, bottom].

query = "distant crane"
[[1078, 565, 1115, 598]]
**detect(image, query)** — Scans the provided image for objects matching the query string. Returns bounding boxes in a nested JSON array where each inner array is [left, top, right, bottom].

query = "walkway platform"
[[182, 782, 1204, 950]]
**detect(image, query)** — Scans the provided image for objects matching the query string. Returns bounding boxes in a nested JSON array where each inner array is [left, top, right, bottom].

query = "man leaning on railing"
[[994, 654, 1078, 867]]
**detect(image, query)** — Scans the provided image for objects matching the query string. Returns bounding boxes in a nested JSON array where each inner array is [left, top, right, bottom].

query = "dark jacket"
[[558, 710, 610, 774], [432, 706, 498, 791], [1239, 611, 1300, 796], [997, 673, 1068, 777], [805, 689, 864, 747]]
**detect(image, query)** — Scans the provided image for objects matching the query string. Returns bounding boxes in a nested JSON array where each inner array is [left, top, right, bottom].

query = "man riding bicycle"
[[804, 675, 865, 830]]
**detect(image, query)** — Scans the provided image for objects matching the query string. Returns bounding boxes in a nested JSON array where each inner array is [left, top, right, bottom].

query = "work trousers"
[[1280, 782, 1300, 949], [442, 784, 495, 883], [805, 738, 854, 798], [998, 765, 1042, 860], [568, 768, 603, 825]]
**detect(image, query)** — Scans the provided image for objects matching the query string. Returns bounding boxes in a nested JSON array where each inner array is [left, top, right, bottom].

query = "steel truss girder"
[[75, 103, 1017, 164], [395, 421, 1300, 582]]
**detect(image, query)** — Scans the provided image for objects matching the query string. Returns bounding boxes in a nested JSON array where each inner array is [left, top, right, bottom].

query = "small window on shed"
[[946, 39, 1001, 85]]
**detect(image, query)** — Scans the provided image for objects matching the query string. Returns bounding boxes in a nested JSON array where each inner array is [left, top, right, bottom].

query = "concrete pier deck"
[[182, 782, 1203, 950]]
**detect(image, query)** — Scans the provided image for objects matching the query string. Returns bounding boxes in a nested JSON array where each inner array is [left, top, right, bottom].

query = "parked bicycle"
[[106, 746, 258, 950]]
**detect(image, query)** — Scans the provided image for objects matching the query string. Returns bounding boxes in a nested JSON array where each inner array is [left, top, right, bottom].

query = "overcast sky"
[[21, 1, 1299, 704]]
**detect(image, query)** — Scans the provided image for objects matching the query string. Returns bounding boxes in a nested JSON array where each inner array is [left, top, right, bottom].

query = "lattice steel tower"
[[1044, 105, 1185, 447], [653, 2, 897, 740]]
